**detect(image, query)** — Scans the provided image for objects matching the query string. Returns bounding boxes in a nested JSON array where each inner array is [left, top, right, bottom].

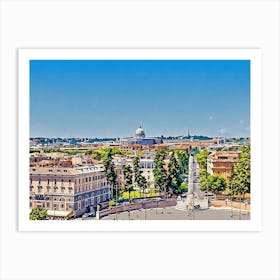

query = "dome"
[[135, 125, 145, 139]]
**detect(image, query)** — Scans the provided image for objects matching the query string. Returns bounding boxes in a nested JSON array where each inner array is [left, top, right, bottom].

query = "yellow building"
[[29, 165, 110, 218]]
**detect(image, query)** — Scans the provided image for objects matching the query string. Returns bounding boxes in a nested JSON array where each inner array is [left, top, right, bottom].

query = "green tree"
[[174, 150, 189, 174], [229, 146, 250, 195], [102, 148, 117, 199], [167, 151, 182, 194], [133, 155, 141, 188], [179, 182, 188, 193], [196, 150, 210, 170], [138, 174, 148, 197], [123, 164, 133, 202], [153, 150, 169, 196], [29, 208, 48, 220], [199, 169, 208, 192], [207, 174, 227, 195]]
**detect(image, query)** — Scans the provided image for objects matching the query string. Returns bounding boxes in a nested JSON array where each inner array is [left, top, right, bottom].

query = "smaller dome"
[[135, 125, 145, 139]]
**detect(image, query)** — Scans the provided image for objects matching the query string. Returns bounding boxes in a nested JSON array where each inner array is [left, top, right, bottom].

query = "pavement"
[[100, 206, 250, 220]]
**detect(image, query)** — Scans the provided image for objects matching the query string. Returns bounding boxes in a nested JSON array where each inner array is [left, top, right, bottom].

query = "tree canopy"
[[123, 164, 133, 201], [206, 174, 227, 194], [102, 148, 117, 198], [230, 146, 250, 195], [29, 208, 48, 220]]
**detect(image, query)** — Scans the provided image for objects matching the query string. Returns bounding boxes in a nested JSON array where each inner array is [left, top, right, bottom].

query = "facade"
[[207, 151, 240, 181], [29, 165, 110, 218], [139, 153, 155, 189]]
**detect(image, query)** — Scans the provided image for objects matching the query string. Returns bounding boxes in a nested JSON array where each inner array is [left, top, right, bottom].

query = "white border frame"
[[18, 48, 262, 231]]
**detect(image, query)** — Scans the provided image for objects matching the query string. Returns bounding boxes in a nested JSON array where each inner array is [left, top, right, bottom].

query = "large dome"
[[135, 125, 145, 139]]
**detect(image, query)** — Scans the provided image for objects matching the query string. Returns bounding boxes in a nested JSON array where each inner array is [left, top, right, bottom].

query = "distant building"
[[120, 125, 163, 146], [29, 165, 110, 218], [207, 151, 240, 181]]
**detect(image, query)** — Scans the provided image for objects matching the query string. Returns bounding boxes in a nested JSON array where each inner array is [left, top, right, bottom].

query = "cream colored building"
[[30, 165, 110, 218]]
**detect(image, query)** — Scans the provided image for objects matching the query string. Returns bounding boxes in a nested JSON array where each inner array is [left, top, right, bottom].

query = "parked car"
[[82, 213, 89, 219]]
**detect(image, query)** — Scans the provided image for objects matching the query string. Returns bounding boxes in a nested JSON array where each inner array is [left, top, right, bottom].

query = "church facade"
[[120, 125, 163, 146]]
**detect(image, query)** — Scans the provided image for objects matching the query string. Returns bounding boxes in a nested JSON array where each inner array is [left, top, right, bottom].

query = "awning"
[[67, 211, 74, 218], [47, 210, 73, 217]]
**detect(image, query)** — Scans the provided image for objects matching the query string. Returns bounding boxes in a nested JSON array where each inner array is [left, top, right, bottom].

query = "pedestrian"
[[244, 199, 248, 209]]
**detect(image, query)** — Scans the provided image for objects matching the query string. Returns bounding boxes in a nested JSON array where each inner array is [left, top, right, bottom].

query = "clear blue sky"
[[30, 60, 250, 138]]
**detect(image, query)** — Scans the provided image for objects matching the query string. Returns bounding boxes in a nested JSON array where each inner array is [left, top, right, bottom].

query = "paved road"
[[101, 206, 250, 220]]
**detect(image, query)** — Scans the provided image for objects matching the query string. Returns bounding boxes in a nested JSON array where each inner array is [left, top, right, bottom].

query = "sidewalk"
[[210, 200, 251, 211]]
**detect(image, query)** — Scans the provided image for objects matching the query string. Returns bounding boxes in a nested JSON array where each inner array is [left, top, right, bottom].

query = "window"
[[61, 204, 64, 208], [47, 179, 50, 185]]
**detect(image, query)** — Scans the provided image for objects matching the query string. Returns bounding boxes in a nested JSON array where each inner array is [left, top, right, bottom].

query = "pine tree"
[[153, 150, 168, 196], [123, 164, 133, 202], [102, 148, 117, 199], [133, 155, 141, 188]]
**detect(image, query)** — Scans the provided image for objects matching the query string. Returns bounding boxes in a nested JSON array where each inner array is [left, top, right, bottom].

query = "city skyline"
[[30, 60, 250, 138]]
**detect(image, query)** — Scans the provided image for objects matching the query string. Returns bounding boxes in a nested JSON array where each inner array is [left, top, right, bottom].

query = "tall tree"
[[175, 150, 189, 174], [102, 148, 117, 200], [123, 164, 133, 202], [153, 150, 168, 196], [196, 150, 210, 171], [138, 174, 148, 197], [229, 146, 250, 219], [167, 151, 182, 194], [133, 155, 141, 188], [230, 146, 250, 195]]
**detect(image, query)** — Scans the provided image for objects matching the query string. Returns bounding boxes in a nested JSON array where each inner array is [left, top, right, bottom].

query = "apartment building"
[[29, 165, 110, 218], [207, 151, 240, 181]]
